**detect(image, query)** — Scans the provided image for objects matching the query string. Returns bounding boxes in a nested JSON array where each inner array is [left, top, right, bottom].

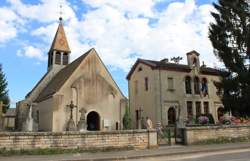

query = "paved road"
[[127, 148, 250, 161], [1, 143, 250, 161]]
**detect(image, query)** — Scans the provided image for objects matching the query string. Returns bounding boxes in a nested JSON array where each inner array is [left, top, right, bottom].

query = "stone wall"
[[0, 130, 157, 150], [184, 125, 250, 145]]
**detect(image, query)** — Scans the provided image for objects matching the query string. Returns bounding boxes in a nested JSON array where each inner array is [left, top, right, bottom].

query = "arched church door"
[[168, 107, 176, 125], [87, 111, 100, 131], [217, 107, 224, 120]]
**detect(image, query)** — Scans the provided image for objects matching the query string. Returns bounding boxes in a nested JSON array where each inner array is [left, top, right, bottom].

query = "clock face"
[[59, 38, 65, 46]]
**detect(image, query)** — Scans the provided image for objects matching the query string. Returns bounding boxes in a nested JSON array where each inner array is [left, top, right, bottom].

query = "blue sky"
[[0, 0, 218, 107]]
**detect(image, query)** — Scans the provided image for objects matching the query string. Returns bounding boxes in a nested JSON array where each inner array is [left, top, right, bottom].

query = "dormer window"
[[186, 50, 200, 67], [193, 58, 197, 66]]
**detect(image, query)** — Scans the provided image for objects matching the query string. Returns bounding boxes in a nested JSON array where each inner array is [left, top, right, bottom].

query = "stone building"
[[16, 20, 126, 132], [0, 102, 16, 131], [127, 51, 224, 128]]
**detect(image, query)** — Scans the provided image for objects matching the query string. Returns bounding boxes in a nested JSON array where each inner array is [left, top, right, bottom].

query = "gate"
[[157, 128, 171, 145], [175, 128, 185, 144], [157, 126, 185, 145]]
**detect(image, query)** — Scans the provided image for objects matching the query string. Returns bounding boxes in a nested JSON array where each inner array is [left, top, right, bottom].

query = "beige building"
[[0, 102, 16, 131], [127, 51, 224, 128], [16, 20, 126, 132]]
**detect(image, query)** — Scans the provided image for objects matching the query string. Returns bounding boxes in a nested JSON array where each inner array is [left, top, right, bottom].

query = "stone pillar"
[[201, 101, 204, 114], [60, 52, 64, 65], [148, 130, 158, 149], [192, 101, 196, 117], [53, 51, 56, 65]]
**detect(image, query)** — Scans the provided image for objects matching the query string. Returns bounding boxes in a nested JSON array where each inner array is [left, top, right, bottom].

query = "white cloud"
[[0, 7, 20, 43], [7, 0, 75, 23], [76, 0, 220, 70], [17, 45, 46, 61], [8, 0, 221, 70]]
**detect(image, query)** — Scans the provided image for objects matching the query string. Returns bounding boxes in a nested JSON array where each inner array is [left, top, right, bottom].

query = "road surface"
[[127, 148, 250, 161]]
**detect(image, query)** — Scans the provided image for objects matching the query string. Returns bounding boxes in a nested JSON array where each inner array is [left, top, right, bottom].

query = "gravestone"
[[77, 108, 86, 132]]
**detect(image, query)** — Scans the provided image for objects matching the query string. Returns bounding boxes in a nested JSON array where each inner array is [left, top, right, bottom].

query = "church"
[[16, 19, 127, 132]]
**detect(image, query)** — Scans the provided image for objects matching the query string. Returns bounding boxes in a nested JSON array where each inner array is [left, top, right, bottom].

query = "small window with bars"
[[63, 53, 68, 65], [55, 52, 61, 65]]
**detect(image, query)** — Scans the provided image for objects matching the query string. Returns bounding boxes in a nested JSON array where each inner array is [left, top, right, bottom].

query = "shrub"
[[219, 115, 231, 125], [198, 116, 209, 125], [196, 113, 215, 125], [123, 106, 132, 129]]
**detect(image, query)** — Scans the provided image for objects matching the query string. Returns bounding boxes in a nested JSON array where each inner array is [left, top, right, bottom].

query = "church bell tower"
[[48, 18, 71, 71]]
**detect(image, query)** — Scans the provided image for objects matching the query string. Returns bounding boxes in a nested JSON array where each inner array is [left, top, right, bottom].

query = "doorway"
[[87, 111, 100, 131], [217, 107, 224, 120], [168, 107, 176, 125]]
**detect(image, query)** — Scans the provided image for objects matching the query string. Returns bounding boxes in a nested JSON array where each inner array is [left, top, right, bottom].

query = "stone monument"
[[77, 108, 87, 132], [23, 103, 38, 132], [66, 101, 77, 131]]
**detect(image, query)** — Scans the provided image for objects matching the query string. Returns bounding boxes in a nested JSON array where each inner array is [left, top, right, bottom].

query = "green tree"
[[123, 105, 132, 129], [0, 64, 9, 113], [209, 0, 250, 116]]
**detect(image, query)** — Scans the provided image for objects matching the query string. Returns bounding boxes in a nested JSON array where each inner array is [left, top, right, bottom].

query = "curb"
[[62, 144, 250, 161]]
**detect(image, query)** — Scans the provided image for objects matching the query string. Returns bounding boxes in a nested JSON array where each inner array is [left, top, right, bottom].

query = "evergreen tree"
[[0, 64, 9, 113], [209, 0, 250, 116], [123, 105, 132, 129]]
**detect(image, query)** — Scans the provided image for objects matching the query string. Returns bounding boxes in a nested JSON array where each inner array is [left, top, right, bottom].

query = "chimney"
[[160, 58, 169, 63]]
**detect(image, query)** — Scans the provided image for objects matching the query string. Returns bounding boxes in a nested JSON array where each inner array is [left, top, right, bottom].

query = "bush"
[[198, 116, 209, 125], [196, 113, 215, 124], [123, 106, 132, 130], [219, 115, 235, 125]]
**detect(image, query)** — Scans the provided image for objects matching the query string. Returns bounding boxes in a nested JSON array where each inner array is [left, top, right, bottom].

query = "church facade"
[[16, 21, 126, 132], [127, 51, 224, 129]]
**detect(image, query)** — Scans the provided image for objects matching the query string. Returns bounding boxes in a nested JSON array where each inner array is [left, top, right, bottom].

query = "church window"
[[48, 52, 53, 67], [201, 78, 208, 96], [138, 67, 142, 72], [63, 53, 68, 65], [204, 102, 209, 114], [185, 76, 192, 94], [145, 77, 148, 91], [194, 77, 200, 94], [167, 77, 174, 90], [72, 88, 77, 105], [187, 101, 193, 118], [55, 52, 61, 64], [195, 102, 201, 116], [193, 57, 197, 66]]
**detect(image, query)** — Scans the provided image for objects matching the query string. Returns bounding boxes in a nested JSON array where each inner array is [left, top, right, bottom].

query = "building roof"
[[5, 108, 16, 117], [49, 23, 71, 53], [126, 58, 223, 80], [35, 48, 93, 102], [186, 50, 200, 56], [25, 72, 49, 99]]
